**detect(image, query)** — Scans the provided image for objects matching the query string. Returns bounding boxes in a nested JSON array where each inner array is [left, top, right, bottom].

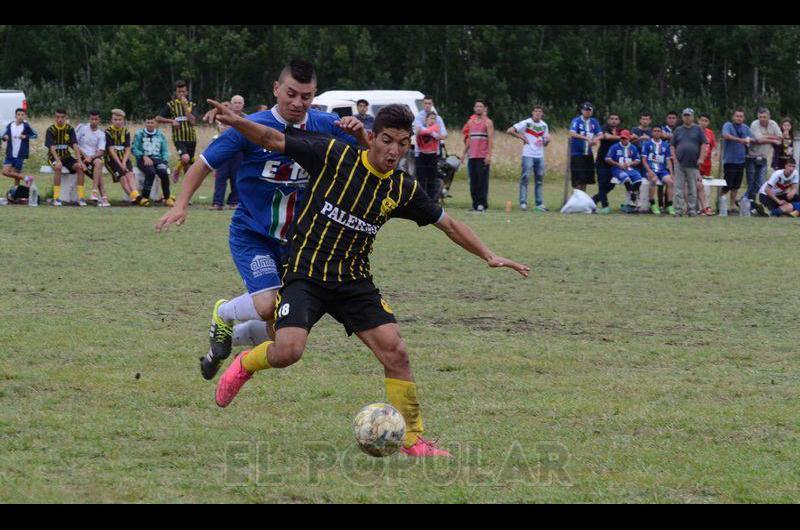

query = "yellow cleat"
[[165, 196, 176, 207], [139, 198, 151, 207]]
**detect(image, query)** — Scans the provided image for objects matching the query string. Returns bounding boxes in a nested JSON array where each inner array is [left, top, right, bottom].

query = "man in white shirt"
[[507, 105, 550, 211], [757, 159, 799, 217], [746, 107, 782, 209], [76, 110, 110, 207]]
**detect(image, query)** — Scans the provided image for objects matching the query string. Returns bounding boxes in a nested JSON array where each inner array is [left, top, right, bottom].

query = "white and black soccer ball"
[[352, 403, 405, 457]]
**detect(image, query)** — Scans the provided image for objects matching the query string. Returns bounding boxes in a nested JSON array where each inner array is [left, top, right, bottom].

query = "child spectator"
[[132, 116, 172, 207], [507, 105, 550, 211], [2, 108, 37, 191]]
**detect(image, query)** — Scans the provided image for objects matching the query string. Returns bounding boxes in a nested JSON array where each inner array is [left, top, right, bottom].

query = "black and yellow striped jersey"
[[283, 129, 444, 283], [45, 124, 78, 160], [159, 99, 198, 142], [104, 126, 131, 162]]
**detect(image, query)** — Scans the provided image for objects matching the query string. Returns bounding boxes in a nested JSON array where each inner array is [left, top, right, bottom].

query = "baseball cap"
[[581, 102, 594, 111], [619, 129, 631, 139], [682, 108, 695, 116]]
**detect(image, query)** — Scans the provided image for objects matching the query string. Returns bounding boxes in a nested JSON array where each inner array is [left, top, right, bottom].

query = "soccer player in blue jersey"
[[605, 130, 644, 211], [155, 59, 368, 380], [568, 102, 603, 191], [640, 125, 675, 215]]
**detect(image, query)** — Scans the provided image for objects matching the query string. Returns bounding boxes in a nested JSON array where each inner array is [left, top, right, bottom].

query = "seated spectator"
[[76, 110, 110, 207], [354, 99, 375, 131], [772, 118, 794, 170], [416, 112, 443, 201], [720, 108, 753, 214], [104, 109, 142, 204], [46, 108, 88, 207], [132, 116, 172, 207], [2, 108, 37, 191], [640, 125, 675, 215], [697, 113, 717, 215], [757, 159, 799, 217], [605, 129, 643, 210]]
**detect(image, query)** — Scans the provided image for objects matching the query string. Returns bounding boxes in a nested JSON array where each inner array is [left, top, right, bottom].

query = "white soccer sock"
[[232, 319, 271, 346], [218, 293, 261, 324]]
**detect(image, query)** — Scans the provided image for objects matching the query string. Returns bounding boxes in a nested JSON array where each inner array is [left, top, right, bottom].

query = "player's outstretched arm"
[[206, 99, 285, 153], [434, 214, 530, 278], [155, 159, 213, 233]]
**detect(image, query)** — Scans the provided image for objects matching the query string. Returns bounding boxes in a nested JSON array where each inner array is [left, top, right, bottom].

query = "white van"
[[311, 90, 429, 120], [0, 90, 28, 129]]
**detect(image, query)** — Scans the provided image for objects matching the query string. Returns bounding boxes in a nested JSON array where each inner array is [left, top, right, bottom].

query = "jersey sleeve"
[[45, 127, 54, 147], [569, 118, 580, 133], [283, 127, 337, 178], [513, 119, 528, 133], [391, 178, 444, 227], [605, 145, 617, 160], [200, 127, 246, 170], [329, 119, 358, 147]]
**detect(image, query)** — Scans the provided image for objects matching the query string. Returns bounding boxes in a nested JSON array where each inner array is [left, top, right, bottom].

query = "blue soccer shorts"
[[611, 168, 643, 185], [229, 224, 289, 295]]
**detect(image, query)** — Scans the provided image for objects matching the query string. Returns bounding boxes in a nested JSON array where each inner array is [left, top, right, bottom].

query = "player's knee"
[[272, 340, 305, 367], [381, 339, 410, 372], [181, 154, 190, 164]]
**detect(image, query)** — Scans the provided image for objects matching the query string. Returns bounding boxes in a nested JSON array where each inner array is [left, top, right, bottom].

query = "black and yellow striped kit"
[[160, 99, 197, 142]]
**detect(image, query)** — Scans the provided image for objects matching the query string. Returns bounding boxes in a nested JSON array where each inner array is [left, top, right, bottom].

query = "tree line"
[[2, 25, 799, 130]]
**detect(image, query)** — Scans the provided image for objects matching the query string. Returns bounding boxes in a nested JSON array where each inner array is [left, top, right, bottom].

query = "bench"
[[39, 165, 162, 203]]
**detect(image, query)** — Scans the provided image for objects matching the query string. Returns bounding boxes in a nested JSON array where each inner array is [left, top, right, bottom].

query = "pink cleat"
[[215, 350, 253, 408], [401, 437, 452, 457]]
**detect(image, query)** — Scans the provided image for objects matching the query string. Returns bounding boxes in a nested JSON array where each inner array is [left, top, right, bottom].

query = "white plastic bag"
[[560, 189, 597, 214]]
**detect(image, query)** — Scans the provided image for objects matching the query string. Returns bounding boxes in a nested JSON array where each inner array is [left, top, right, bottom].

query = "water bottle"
[[740, 196, 751, 217], [28, 183, 39, 207], [718, 195, 728, 216]]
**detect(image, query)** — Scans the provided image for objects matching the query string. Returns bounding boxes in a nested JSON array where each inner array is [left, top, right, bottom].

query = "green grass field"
[[1, 176, 798, 503]]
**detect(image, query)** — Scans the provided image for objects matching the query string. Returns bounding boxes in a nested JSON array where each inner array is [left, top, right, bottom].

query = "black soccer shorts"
[[104, 157, 133, 182], [274, 275, 396, 336], [174, 141, 196, 163]]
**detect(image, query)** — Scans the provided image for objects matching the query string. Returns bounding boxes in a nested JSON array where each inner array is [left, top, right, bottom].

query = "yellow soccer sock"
[[385, 378, 424, 448], [241, 340, 273, 374], [77, 185, 85, 199], [130, 189, 140, 201], [53, 185, 61, 200]]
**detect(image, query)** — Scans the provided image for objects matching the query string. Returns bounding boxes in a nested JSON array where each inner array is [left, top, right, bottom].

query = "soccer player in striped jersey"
[[208, 100, 530, 457], [45, 108, 88, 206], [156, 80, 199, 183], [155, 59, 365, 381], [104, 109, 141, 204]]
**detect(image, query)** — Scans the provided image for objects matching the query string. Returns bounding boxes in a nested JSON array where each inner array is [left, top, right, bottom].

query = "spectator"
[[757, 158, 799, 217], [670, 108, 708, 216], [354, 99, 375, 131], [211, 96, 244, 210], [746, 107, 782, 210], [132, 116, 172, 207], [255, 104, 270, 112], [568, 102, 602, 192], [591, 113, 622, 213], [414, 95, 448, 158], [604, 129, 644, 211], [641, 125, 675, 215], [416, 112, 443, 201], [772, 118, 794, 170], [507, 105, 550, 212], [76, 110, 110, 207], [157, 80, 199, 183], [630, 112, 653, 150], [104, 109, 141, 204], [45, 108, 88, 207], [696, 112, 717, 215], [2, 108, 37, 190], [662, 110, 679, 140], [592, 113, 621, 213], [720, 108, 753, 214], [460, 99, 493, 212]]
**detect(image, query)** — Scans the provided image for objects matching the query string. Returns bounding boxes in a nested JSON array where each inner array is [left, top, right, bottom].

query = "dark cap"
[[581, 102, 594, 111]]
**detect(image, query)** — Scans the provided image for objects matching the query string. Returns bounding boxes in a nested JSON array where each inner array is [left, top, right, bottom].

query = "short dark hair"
[[640, 112, 652, 118], [734, 107, 745, 115], [786, 158, 797, 165], [667, 110, 678, 117], [423, 95, 434, 101], [608, 113, 620, 119], [474, 99, 487, 107], [357, 99, 369, 106], [15, 108, 25, 114], [651, 124, 662, 130], [175, 80, 187, 89], [89, 110, 100, 117], [532, 105, 544, 112], [373, 104, 414, 135], [279, 58, 316, 84], [699, 112, 711, 120], [144, 114, 157, 121], [55, 108, 67, 115]]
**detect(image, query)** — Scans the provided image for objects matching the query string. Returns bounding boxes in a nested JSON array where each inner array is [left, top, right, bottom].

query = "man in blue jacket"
[[2, 108, 37, 189]]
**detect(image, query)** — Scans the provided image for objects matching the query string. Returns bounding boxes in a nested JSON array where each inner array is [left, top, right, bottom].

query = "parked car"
[[0, 90, 28, 129]]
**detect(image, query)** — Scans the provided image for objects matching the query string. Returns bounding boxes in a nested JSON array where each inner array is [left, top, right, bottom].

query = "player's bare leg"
[[357, 323, 451, 457]]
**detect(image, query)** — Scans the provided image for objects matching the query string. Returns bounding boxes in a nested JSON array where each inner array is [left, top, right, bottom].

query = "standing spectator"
[[354, 99, 375, 131], [604, 129, 644, 210], [630, 112, 653, 150], [720, 108, 753, 214], [641, 125, 675, 215], [592, 113, 622, 213], [460, 99, 493, 212], [746, 107, 782, 211], [45, 108, 88, 207], [757, 158, 799, 216], [76, 110, 110, 207], [414, 95, 447, 157], [157, 80, 199, 183], [670, 108, 708, 216], [132, 116, 172, 207], [772, 118, 794, 170], [104, 109, 141, 204], [568, 102, 602, 192], [662, 111, 679, 140], [507, 105, 550, 212], [416, 112, 443, 201], [696, 112, 717, 215], [210, 96, 244, 210], [2, 108, 37, 190]]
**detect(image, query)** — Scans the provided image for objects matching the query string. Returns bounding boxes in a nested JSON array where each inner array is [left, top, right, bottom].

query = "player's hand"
[[206, 99, 241, 128], [488, 254, 531, 278], [155, 205, 188, 233], [335, 116, 365, 137]]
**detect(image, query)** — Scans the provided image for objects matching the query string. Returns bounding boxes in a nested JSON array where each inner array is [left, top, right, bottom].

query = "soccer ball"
[[352, 403, 406, 457]]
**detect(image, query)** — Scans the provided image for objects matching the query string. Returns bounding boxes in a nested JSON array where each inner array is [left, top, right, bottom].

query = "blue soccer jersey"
[[641, 139, 671, 173], [200, 106, 357, 242], [606, 142, 640, 167], [569, 116, 602, 157]]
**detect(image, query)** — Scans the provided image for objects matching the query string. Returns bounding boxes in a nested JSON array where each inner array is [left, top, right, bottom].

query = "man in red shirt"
[[697, 113, 717, 215]]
